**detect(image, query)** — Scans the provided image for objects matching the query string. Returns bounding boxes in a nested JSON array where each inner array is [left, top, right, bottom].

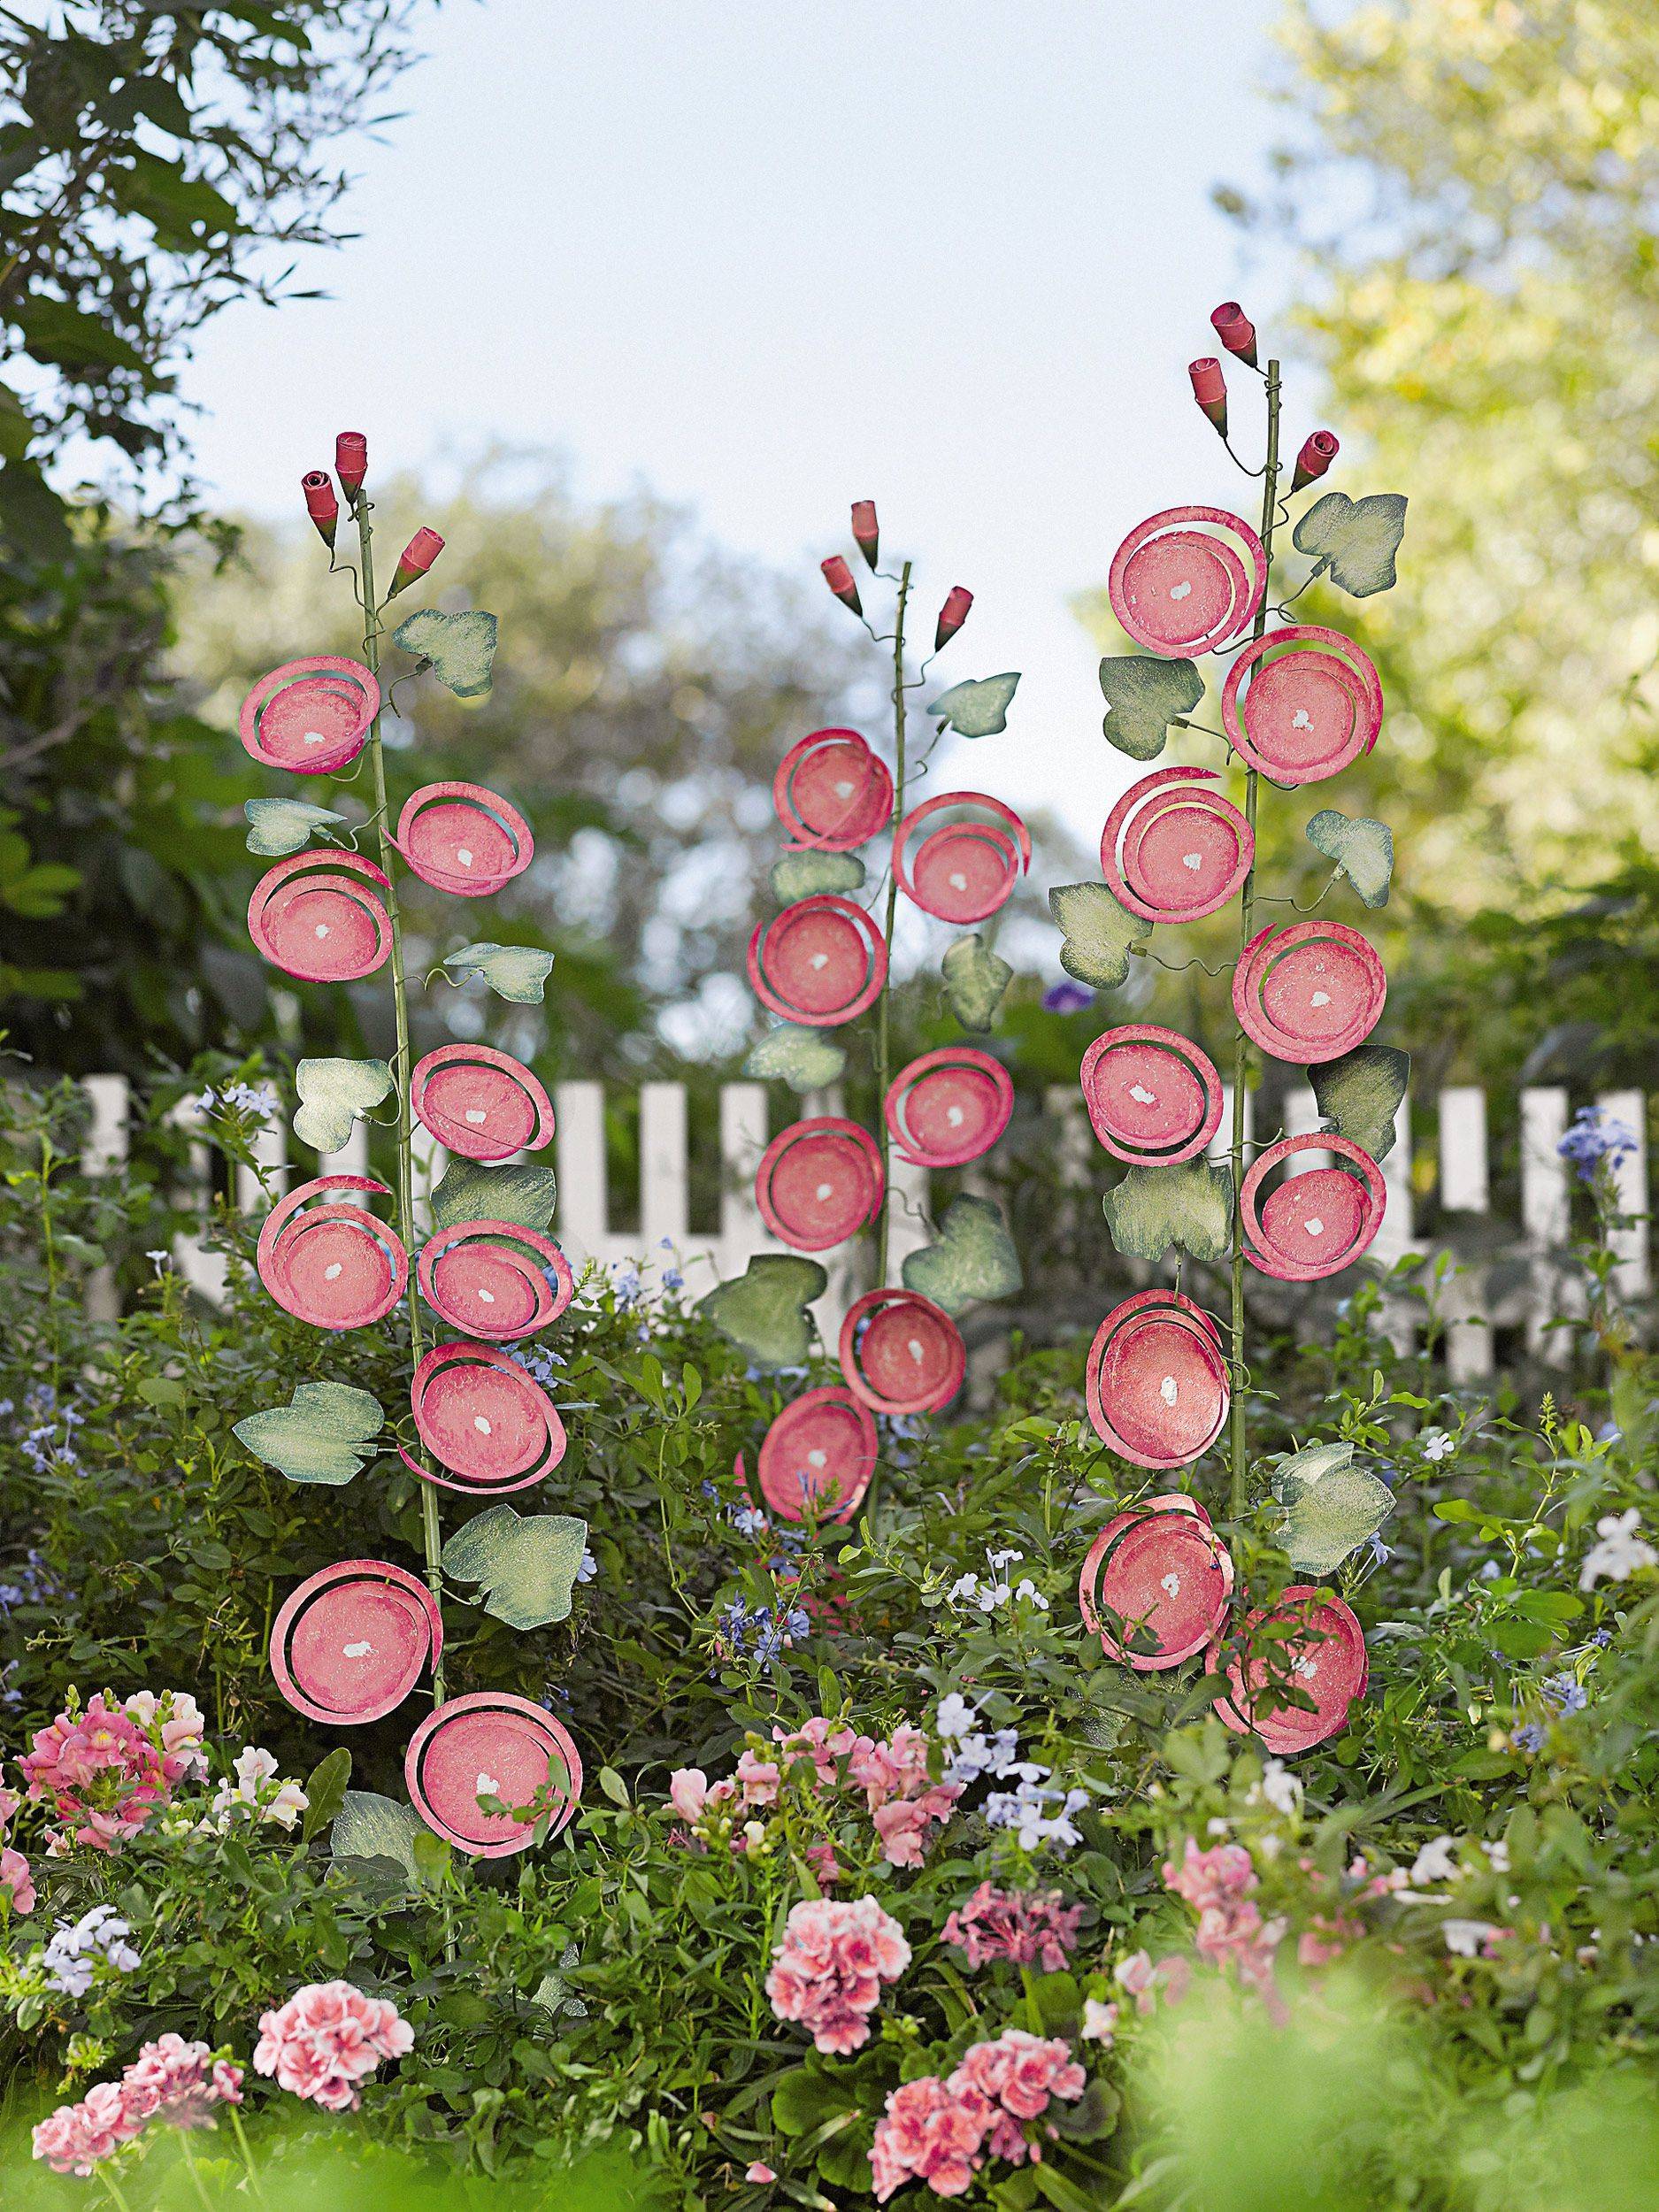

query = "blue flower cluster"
[[717, 1598, 810, 1665], [1557, 1105, 1639, 1186], [43, 1907, 141, 1998], [12, 1385, 84, 1474]]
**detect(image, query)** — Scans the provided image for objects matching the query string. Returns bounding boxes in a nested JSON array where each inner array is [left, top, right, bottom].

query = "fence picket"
[[1438, 1086, 1494, 1381]]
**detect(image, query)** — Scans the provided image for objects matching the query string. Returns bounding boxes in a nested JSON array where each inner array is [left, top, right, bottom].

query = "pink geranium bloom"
[[32, 2080, 144, 2174], [870, 2075, 991, 2202], [942, 1882, 1084, 1973], [120, 2036, 243, 2132], [765, 1897, 910, 2055], [253, 1980, 412, 2112]]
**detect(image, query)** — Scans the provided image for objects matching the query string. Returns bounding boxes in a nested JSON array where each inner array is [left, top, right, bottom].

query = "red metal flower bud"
[[1210, 302, 1257, 368], [301, 470, 338, 549], [1291, 429, 1340, 495], [934, 586, 972, 652], [851, 500, 879, 571], [821, 555, 864, 617], [334, 431, 368, 498], [388, 526, 444, 599], [1188, 357, 1227, 437]]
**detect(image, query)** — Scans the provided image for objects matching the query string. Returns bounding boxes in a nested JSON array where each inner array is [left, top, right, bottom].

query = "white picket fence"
[[76, 1073, 1650, 1382]]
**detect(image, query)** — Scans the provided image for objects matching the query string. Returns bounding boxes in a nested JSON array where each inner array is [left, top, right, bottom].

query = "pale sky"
[[182, 0, 1317, 852]]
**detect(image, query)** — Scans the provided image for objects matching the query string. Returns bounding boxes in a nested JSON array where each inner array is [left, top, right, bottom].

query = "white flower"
[[1081, 1998, 1118, 2045], [1484, 1839, 1510, 1873], [947, 1573, 981, 1606], [987, 1548, 1025, 1571], [1256, 1758, 1303, 1818], [204, 1743, 309, 1831], [1013, 1578, 1050, 1612], [1442, 1919, 1498, 1958], [1420, 1428, 1455, 1463], [935, 1694, 979, 1740], [1579, 1509, 1658, 1590], [1410, 1835, 1462, 1886]]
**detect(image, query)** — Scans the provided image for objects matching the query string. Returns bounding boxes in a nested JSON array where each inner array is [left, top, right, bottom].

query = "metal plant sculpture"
[[232, 435, 585, 1857], [1062, 303, 1409, 1752], [701, 503, 1026, 1521]]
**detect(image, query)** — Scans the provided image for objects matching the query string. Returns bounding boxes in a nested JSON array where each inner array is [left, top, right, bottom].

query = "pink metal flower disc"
[[406, 1692, 583, 1858], [256, 1175, 408, 1332], [1220, 626, 1383, 785], [395, 782, 533, 896], [1079, 1495, 1234, 1671], [755, 1118, 884, 1252], [248, 852, 392, 983], [838, 1288, 965, 1417], [747, 895, 887, 1026], [1086, 1290, 1230, 1469], [410, 1043, 554, 1162], [1233, 920, 1386, 1064], [1241, 1133, 1386, 1281], [1108, 507, 1267, 657], [894, 794, 1031, 924], [239, 656, 379, 775], [885, 1047, 1014, 1170], [773, 728, 895, 851], [1101, 768, 1254, 925], [1208, 1585, 1369, 1754], [417, 1221, 574, 1340], [408, 1340, 565, 1494], [757, 1386, 878, 1523], [1079, 1025, 1223, 1165], [270, 1559, 441, 1725]]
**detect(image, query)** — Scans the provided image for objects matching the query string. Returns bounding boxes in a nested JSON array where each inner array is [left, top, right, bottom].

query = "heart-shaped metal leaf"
[[441, 941, 556, 1004], [292, 1056, 394, 1153], [233, 1379, 383, 1486], [1306, 809, 1394, 907], [1098, 656, 1203, 761], [926, 672, 1021, 738], [698, 1253, 827, 1368], [442, 1504, 589, 1630], [1102, 1159, 1234, 1264], [391, 608, 500, 696], [770, 849, 867, 903], [430, 1156, 558, 1234], [1310, 1043, 1409, 1164], [1271, 1438, 1395, 1575], [941, 932, 1012, 1031], [244, 797, 347, 857], [1292, 492, 1408, 597], [743, 1024, 849, 1091], [901, 1194, 1021, 1316], [1049, 881, 1152, 989]]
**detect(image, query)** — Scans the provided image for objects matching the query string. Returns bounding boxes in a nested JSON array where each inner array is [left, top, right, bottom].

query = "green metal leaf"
[[1292, 491, 1408, 598], [442, 941, 556, 1004], [1271, 1438, 1395, 1576], [292, 1056, 393, 1153], [1102, 1159, 1233, 1264], [926, 672, 1021, 737], [391, 608, 500, 696], [941, 933, 1012, 1031], [442, 1505, 589, 1630], [1098, 656, 1204, 761], [331, 1789, 422, 1875], [244, 797, 347, 857], [431, 1157, 557, 1234], [902, 1194, 1021, 1316], [770, 849, 867, 903], [1048, 881, 1152, 989], [743, 1025, 848, 1091], [232, 1381, 383, 1487], [300, 1747, 353, 1844], [530, 1943, 588, 2020], [1310, 1044, 1409, 1164], [698, 1253, 827, 1369], [1306, 810, 1394, 908]]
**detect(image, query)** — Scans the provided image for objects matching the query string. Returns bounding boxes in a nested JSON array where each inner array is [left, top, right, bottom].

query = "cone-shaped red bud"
[[334, 430, 368, 497], [934, 586, 972, 651], [821, 555, 864, 616], [851, 499, 879, 570], [301, 470, 338, 549], [388, 526, 444, 599], [1210, 301, 1257, 368], [1291, 429, 1340, 495], [1188, 357, 1228, 437]]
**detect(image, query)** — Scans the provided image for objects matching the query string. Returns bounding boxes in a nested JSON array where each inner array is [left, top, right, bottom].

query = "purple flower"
[[1557, 1107, 1638, 1185], [1042, 979, 1095, 1016]]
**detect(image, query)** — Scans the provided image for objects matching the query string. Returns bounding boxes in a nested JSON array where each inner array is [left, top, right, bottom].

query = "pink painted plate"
[[248, 851, 392, 984], [885, 1047, 1014, 1169], [1108, 507, 1267, 657], [773, 728, 895, 851], [406, 1692, 583, 1857], [1079, 1494, 1234, 1671], [893, 793, 1031, 924], [270, 1558, 441, 1724], [1233, 919, 1386, 1065], [256, 1175, 407, 1332], [755, 1118, 884, 1252], [1208, 1585, 1369, 1753], [407, 1340, 565, 1494], [757, 1386, 878, 1523], [1079, 1025, 1223, 1165], [838, 1288, 966, 1417], [747, 895, 887, 1026], [395, 782, 534, 896], [239, 656, 379, 776], [1085, 1290, 1230, 1469], [1241, 1133, 1386, 1281], [1100, 767, 1254, 925], [410, 1043, 555, 1161], [418, 1220, 574, 1340], [1220, 626, 1383, 785]]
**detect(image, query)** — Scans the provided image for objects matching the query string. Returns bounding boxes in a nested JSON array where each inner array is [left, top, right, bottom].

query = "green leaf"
[[926, 672, 1021, 737], [1098, 655, 1204, 760], [391, 608, 500, 696], [243, 796, 347, 857], [529, 1944, 588, 2021], [772, 2065, 860, 2139], [1306, 810, 1394, 908], [1048, 881, 1151, 989], [902, 1194, 1021, 1316], [1102, 1159, 1233, 1264], [0, 458, 73, 557], [698, 1253, 827, 1368], [331, 1790, 422, 1876], [941, 933, 1012, 1031], [770, 849, 866, 903], [441, 941, 556, 1004], [1271, 1439, 1395, 1576], [1310, 1043, 1409, 1164], [292, 1056, 393, 1154], [300, 1747, 352, 1844], [442, 1506, 589, 1631], [431, 1157, 558, 1233], [1292, 491, 1409, 598], [233, 1383, 382, 1487], [743, 1024, 849, 1091]]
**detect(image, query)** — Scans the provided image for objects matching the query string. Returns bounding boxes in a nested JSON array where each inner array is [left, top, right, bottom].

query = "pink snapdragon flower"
[[1162, 1838, 1257, 1912], [1162, 1835, 1287, 2023], [0, 1844, 35, 1913], [669, 1768, 710, 1822], [1114, 1947, 1192, 2013], [21, 1693, 191, 1852], [772, 1714, 874, 1786], [253, 1980, 413, 2111], [735, 1748, 781, 1806], [765, 1896, 910, 2055], [119, 2035, 243, 2131], [942, 1882, 1084, 1973]]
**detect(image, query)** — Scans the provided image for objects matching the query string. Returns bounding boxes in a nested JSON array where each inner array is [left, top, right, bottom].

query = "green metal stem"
[[873, 558, 911, 1291]]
